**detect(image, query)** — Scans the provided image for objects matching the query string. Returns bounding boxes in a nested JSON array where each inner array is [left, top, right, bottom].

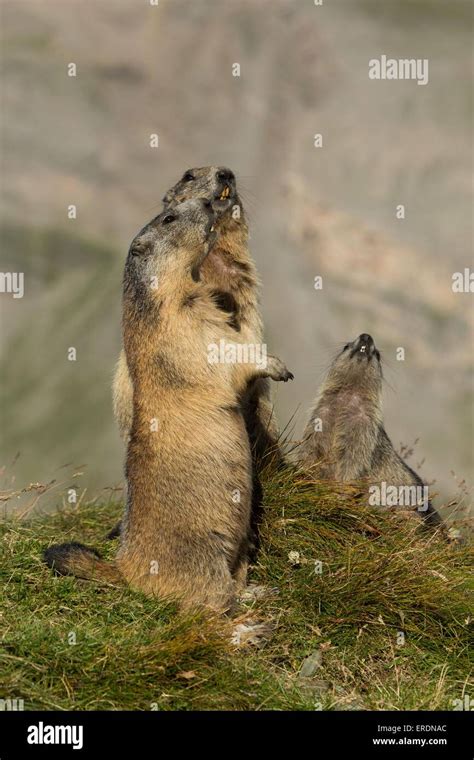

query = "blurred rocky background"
[[0, 0, 472, 515]]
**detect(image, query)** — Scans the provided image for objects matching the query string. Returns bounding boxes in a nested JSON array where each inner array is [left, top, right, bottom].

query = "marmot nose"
[[358, 333, 374, 347], [201, 198, 212, 210], [216, 168, 235, 182]]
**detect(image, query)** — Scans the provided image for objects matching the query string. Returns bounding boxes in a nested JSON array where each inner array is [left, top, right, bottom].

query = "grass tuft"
[[1, 467, 472, 711]]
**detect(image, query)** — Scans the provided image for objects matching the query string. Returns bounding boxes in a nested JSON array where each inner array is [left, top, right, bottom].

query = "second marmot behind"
[[298, 333, 442, 527]]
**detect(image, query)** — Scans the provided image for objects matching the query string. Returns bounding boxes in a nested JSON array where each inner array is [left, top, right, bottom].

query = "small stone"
[[297, 678, 329, 696], [239, 584, 279, 602], [298, 650, 323, 678], [230, 621, 273, 648]]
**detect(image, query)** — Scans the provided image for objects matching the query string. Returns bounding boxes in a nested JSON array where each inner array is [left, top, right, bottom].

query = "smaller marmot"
[[44, 199, 293, 612], [298, 333, 442, 527]]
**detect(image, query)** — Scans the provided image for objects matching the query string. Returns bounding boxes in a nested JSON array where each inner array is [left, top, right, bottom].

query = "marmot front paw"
[[266, 356, 294, 382]]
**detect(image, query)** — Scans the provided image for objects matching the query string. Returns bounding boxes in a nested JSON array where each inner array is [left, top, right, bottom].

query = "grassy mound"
[[1, 468, 472, 711]]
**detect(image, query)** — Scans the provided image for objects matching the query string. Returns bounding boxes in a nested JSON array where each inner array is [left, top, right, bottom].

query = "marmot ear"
[[162, 193, 171, 205]]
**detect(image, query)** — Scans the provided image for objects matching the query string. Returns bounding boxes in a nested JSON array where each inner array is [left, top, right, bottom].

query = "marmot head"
[[162, 167, 243, 229], [327, 334, 382, 392], [124, 198, 217, 308]]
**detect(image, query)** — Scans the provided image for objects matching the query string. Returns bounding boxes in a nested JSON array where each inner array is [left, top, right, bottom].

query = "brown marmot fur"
[[44, 199, 293, 612], [113, 166, 280, 467], [298, 333, 442, 527], [109, 166, 281, 544]]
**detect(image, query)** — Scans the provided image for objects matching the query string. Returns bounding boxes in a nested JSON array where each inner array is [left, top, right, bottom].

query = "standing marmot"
[[113, 166, 280, 467], [44, 199, 293, 612], [298, 333, 442, 527]]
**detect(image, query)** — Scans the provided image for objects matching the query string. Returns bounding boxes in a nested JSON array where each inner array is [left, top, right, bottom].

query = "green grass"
[[1, 468, 472, 711]]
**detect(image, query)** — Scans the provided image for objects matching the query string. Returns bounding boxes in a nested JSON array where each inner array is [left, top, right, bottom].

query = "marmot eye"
[[182, 171, 195, 182], [162, 213, 176, 225], [343, 344, 350, 351]]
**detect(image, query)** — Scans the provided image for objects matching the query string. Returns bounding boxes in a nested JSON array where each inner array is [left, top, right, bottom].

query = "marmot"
[[113, 166, 280, 467], [298, 333, 442, 527], [110, 166, 281, 543], [44, 199, 293, 612]]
